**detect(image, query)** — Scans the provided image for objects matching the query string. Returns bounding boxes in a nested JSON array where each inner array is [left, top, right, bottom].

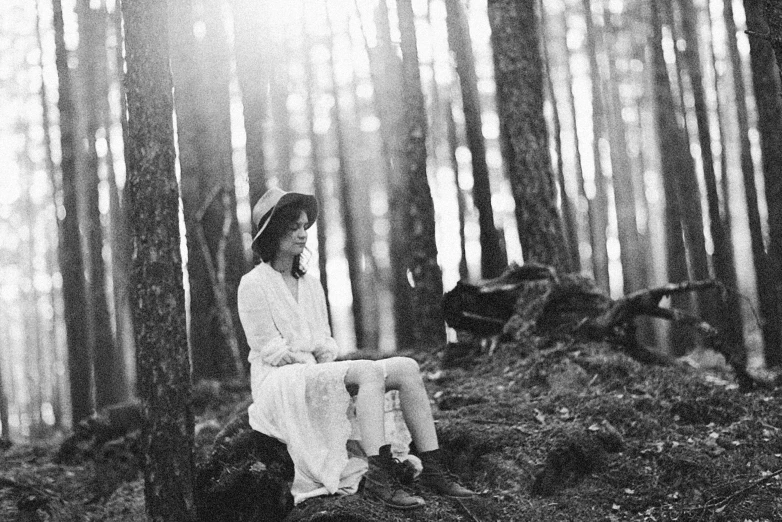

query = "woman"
[[238, 187, 475, 510]]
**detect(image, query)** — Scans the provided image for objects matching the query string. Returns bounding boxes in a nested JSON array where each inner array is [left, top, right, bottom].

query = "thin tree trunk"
[[77, 0, 125, 409], [230, 0, 272, 207], [36, 0, 64, 425], [270, 48, 293, 189], [106, 2, 135, 398], [52, 0, 92, 423], [561, 5, 591, 276], [744, 0, 782, 366], [724, 0, 781, 362], [445, 92, 469, 280], [301, 2, 331, 320], [356, 0, 415, 350], [540, 0, 579, 273], [649, 0, 695, 354], [603, 9, 644, 294], [169, 0, 247, 380], [444, 0, 505, 278], [0, 348, 8, 443], [683, 0, 744, 348], [325, 1, 367, 350], [581, 0, 611, 291], [397, 0, 446, 350], [120, 0, 195, 517], [768, 0, 782, 86]]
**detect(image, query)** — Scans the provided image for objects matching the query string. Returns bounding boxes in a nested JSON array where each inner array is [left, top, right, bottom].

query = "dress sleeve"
[[238, 271, 291, 366], [311, 275, 339, 362]]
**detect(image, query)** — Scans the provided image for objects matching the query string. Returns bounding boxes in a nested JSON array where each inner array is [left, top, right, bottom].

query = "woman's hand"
[[278, 351, 301, 365]]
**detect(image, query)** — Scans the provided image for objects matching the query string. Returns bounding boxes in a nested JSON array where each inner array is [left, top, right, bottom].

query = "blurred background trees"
[[1, 0, 781, 442]]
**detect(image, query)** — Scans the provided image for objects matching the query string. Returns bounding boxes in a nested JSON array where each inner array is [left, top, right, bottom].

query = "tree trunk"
[[230, 0, 272, 207], [603, 9, 644, 295], [77, 0, 126, 409], [0, 350, 8, 442], [745, 0, 782, 366], [270, 49, 293, 189], [325, 1, 367, 350], [581, 0, 611, 292], [539, 0, 580, 274], [444, 0, 505, 278], [120, 0, 196, 518], [445, 93, 469, 280], [649, 0, 696, 354], [683, 0, 744, 348], [488, 0, 569, 272], [52, 0, 92, 423], [358, 0, 415, 351], [561, 5, 591, 277], [397, 0, 446, 350], [301, 3, 330, 319], [724, 0, 781, 362], [169, 0, 247, 381], [107, 3, 136, 398], [768, 0, 782, 86]]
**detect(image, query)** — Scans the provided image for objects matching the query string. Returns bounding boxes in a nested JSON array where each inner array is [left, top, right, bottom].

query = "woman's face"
[[276, 210, 309, 259]]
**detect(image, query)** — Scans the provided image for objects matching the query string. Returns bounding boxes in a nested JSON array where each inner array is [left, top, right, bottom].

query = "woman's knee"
[[385, 357, 422, 387], [345, 360, 386, 388]]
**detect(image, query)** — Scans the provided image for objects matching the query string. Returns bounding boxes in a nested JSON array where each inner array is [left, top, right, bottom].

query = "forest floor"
[[2, 338, 782, 521]]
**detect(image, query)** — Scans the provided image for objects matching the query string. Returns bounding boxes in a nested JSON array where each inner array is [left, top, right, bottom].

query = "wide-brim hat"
[[251, 187, 318, 244]]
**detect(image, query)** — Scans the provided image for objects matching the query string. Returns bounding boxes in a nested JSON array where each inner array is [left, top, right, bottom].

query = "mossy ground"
[[2, 340, 782, 521]]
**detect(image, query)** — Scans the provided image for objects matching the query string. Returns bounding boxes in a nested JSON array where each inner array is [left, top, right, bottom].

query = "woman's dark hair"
[[252, 202, 309, 278]]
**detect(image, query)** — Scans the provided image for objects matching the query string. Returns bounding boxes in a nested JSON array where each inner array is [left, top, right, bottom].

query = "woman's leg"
[[383, 357, 438, 453], [344, 360, 387, 456]]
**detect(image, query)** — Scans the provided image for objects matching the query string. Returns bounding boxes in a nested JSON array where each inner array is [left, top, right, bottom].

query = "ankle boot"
[[419, 449, 476, 498], [363, 445, 426, 510]]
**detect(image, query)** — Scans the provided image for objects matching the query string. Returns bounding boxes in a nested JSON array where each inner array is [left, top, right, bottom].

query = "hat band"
[[252, 204, 278, 243]]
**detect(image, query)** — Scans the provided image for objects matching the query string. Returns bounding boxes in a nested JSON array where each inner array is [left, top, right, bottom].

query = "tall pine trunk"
[[649, 0, 695, 354], [77, 0, 125, 408], [0, 352, 8, 443], [444, 0, 505, 278], [120, 0, 195, 517], [301, 3, 330, 317], [397, 0, 446, 350], [169, 0, 247, 380], [682, 0, 743, 348], [603, 9, 644, 294], [581, 0, 611, 291], [489, 0, 569, 271], [744, 0, 782, 366], [325, 1, 367, 350], [230, 0, 272, 206], [52, 0, 92, 423], [724, 0, 780, 363]]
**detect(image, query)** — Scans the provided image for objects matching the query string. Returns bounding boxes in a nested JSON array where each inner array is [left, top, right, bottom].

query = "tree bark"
[[169, 0, 247, 380], [325, 1, 368, 350], [120, 0, 196, 518], [649, 0, 696, 354], [445, 93, 469, 280], [229, 0, 272, 207], [397, 0, 446, 350], [77, 0, 126, 409], [488, 0, 569, 272], [444, 0, 505, 278], [52, 0, 92, 423], [270, 48, 293, 189], [539, 0, 580, 274], [581, 0, 611, 292], [603, 9, 644, 295], [724, 0, 781, 362], [0, 350, 8, 442], [683, 0, 744, 348], [768, 0, 782, 86], [301, 3, 331, 320], [745, 0, 782, 366]]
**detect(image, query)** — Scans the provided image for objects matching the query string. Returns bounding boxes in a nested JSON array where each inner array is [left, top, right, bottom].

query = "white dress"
[[237, 262, 367, 504]]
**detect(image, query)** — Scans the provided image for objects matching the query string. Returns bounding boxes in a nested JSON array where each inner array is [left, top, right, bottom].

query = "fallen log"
[[443, 264, 757, 389]]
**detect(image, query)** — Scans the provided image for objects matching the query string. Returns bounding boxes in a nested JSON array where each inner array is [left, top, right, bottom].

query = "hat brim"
[[252, 192, 318, 245]]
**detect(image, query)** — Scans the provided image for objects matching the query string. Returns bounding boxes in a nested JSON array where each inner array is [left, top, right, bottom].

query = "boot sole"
[[364, 491, 426, 510]]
